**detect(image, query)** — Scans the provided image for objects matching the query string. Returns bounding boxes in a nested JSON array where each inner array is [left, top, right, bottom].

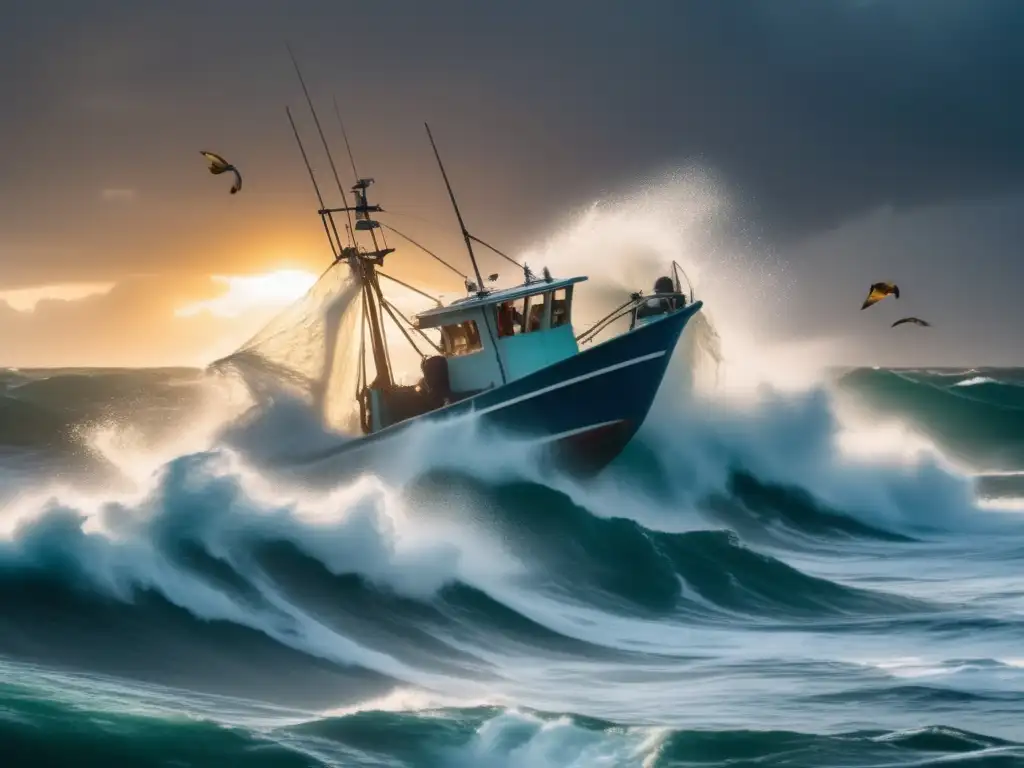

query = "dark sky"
[[2, 0, 1023, 367]]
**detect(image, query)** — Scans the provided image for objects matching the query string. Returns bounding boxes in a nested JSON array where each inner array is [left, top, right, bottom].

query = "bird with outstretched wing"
[[891, 317, 931, 328], [200, 151, 242, 194], [860, 282, 899, 310]]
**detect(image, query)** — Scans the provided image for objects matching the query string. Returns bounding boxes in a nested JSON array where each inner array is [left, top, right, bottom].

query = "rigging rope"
[[379, 222, 467, 280]]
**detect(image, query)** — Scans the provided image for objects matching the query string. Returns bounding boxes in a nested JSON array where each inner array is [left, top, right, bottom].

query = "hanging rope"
[[377, 270, 442, 306], [467, 233, 523, 272], [379, 297, 428, 359], [383, 298, 442, 354]]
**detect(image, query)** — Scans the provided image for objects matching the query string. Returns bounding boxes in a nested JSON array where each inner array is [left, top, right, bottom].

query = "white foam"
[[4, 171, 1023, 723], [461, 708, 670, 768], [0, 449, 527, 689], [320, 687, 509, 720], [955, 376, 997, 387]]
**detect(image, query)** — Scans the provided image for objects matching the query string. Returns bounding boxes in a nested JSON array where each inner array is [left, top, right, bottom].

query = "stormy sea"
[[2, 356, 1024, 768]]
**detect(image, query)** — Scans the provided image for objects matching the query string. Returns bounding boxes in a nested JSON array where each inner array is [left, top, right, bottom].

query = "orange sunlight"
[[0, 282, 116, 312], [175, 269, 319, 318]]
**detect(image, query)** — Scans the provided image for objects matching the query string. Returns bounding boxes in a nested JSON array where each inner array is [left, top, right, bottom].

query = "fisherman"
[[635, 276, 684, 322], [655, 276, 688, 311], [497, 301, 525, 336], [497, 301, 515, 337]]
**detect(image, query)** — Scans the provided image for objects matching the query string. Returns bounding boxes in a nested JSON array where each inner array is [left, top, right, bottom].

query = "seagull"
[[891, 317, 931, 328], [200, 151, 242, 194], [860, 282, 899, 310]]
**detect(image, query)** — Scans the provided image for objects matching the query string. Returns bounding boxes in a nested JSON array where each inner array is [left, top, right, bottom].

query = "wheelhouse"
[[415, 276, 587, 394]]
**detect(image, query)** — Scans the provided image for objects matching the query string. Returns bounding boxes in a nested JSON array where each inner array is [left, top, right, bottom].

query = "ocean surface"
[[3, 361, 1024, 767]]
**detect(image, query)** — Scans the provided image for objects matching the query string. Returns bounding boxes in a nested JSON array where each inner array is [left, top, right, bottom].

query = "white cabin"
[[414, 276, 587, 394]]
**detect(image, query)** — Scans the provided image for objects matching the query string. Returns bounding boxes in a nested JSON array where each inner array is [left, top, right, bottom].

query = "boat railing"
[[576, 290, 690, 346]]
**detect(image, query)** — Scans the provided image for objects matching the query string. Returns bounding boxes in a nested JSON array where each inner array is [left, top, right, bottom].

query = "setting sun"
[[175, 269, 319, 318]]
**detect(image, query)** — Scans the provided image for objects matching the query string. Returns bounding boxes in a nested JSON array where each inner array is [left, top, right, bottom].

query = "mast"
[[325, 109, 397, 391], [331, 174, 396, 390], [361, 263, 393, 388], [424, 123, 487, 294], [287, 46, 399, 393], [285, 57, 526, 429]]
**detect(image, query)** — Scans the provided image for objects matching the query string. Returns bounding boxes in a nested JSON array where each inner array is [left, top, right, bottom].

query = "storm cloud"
[[1, 0, 1022, 365]]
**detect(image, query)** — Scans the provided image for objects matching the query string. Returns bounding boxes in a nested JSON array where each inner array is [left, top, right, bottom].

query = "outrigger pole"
[[424, 122, 509, 386], [424, 123, 486, 294], [422, 124, 535, 286]]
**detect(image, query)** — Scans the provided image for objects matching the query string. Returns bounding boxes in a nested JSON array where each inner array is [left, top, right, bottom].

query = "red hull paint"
[[545, 419, 636, 476]]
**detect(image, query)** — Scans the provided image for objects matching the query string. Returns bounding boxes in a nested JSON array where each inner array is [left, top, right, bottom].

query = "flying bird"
[[200, 151, 242, 194], [891, 317, 931, 328], [860, 282, 899, 310]]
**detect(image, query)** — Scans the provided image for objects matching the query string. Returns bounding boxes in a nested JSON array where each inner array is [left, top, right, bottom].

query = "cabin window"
[[550, 287, 572, 328], [496, 297, 543, 337], [526, 299, 544, 332], [441, 320, 482, 356]]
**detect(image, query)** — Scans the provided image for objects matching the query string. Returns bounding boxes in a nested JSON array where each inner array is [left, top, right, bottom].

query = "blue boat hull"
[[290, 301, 702, 477]]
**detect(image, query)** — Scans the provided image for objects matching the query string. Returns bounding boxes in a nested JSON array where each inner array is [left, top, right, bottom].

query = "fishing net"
[[210, 259, 366, 433]]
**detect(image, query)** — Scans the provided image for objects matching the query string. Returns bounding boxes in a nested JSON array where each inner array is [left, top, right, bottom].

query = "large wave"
[[3, 175, 1024, 764], [836, 367, 1024, 473]]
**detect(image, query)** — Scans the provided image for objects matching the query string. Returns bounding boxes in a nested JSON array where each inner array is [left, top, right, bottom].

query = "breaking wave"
[[3, 176, 1024, 766]]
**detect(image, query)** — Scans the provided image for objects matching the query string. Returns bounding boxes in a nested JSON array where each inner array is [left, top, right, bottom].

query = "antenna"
[[286, 43, 354, 246], [285, 105, 341, 257], [330, 92, 389, 257], [424, 122, 486, 294]]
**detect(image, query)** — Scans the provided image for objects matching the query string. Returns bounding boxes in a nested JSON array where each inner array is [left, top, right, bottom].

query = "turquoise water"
[[2, 365, 1024, 767]]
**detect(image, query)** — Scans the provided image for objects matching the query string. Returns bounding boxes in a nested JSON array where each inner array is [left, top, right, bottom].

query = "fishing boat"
[[226, 72, 704, 476]]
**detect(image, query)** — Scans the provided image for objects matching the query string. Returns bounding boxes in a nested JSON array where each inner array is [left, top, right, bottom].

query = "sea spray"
[[4, 175, 1024, 765]]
